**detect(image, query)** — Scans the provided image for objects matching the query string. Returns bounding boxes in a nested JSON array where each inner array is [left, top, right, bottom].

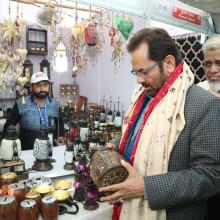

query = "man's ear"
[[29, 84, 33, 92], [163, 55, 176, 74]]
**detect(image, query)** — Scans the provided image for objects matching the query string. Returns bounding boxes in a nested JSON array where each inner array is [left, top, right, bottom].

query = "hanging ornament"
[[84, 6, 98, 46], [17, 76, 28, 87], [114, 16, 134, 40], [111, 34, 124, 74], [84, 23, 98, 46], [72, 23, 85, 42], [109, 28, 116, 46], [72, 49, 79, 77], [0, 19, 20, 42], [72, 3, 85, 43]]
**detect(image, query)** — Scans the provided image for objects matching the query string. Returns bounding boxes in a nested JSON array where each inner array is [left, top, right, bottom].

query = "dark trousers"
[[207, 193, 220, 220]]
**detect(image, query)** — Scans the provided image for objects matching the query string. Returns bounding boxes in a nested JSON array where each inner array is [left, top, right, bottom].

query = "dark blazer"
[[144, 85, 220, 220]]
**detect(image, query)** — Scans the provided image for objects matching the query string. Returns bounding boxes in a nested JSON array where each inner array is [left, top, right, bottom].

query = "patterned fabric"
[[17, 96, 58, 131], [197, 80, 211, 92], [119, 62, 194, 220]]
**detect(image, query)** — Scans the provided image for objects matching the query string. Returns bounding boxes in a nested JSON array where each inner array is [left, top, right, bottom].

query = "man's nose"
[[208, 64, 219, 74], [137, 75, 145, 84], [40, 87, 47, 92]]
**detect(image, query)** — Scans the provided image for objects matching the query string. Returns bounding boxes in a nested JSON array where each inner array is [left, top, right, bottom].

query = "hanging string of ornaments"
[[0, 0, 28, 91]]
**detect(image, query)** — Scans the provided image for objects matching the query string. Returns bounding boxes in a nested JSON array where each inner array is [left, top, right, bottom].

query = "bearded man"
[[197, 35, 220, 220], [2, 72, 64, 150], [100, 28, 220, 220], [198, 35, 220, 98]]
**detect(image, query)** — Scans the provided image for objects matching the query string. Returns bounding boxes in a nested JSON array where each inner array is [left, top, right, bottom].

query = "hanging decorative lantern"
[[84, 24, 98, 46], [54, 37, 68, 73]]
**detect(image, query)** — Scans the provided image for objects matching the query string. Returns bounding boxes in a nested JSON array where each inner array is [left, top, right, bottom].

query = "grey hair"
[[202, 35, 220, 53]]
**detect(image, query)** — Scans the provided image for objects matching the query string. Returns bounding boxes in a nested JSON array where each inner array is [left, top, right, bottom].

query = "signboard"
[[68, 0, 215, 35], [173, 7, 201, 25]]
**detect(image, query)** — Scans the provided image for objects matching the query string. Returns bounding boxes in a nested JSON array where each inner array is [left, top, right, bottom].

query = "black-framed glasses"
[[131, 62, 158, 77]]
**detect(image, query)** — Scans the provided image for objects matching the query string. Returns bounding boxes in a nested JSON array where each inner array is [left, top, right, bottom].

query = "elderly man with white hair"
[[198, 35, 220, 98], [197, 34, 220, 220]]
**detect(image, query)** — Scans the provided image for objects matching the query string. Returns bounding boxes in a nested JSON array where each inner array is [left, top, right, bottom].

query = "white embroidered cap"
[[31, 72, 50, 84]]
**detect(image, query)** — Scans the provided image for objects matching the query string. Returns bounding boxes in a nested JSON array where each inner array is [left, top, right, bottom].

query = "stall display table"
[[20, 146, 113, 220]]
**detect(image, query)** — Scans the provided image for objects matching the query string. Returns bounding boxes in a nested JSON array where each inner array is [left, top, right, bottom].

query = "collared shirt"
[[2, 95, 63, 150]]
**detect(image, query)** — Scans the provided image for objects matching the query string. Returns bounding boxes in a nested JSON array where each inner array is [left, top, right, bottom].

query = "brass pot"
[[53, 180, 72, 190], [49, 190, 79, 215], [32, 184, 54, 197], [49, 190, 71, 202]]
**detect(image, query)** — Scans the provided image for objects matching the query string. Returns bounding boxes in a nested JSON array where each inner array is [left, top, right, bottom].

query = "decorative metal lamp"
[[113, 97, 123, 128], [64, 142, 77, 170], [0, 126, 27, 179], [54, 37, 68, 73], [83, 180, 99, 211], [32, 128, 53, 171], [0, 126, 21, 161], [73, 137, 83, 161], [73, 171, 85, 202]]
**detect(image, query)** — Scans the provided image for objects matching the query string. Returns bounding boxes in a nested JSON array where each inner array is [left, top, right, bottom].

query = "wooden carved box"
[[90, 149, 128, 196]]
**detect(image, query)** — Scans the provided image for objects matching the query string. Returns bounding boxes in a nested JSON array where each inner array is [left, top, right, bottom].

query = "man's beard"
[[208, 81, 220, 93], [33, 91, 49, 99], [141, 82, 158, 91], [141, 82, 148, 88]]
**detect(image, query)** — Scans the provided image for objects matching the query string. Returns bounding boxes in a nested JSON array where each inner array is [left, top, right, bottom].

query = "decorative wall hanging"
[[71, 4, 104, 75], [0, 13, 27, 89], [35, 1, 61, 51], [36, 2, 60, 26], [84, 23, 98, 46], [111, 35, 124, 73], [23, 59, 33, 78], [109, 28, 116, 46], [71, 3, 83, 77], [26, 26, 48, 55], [40, 59, 50, 79], [60, 84, 78, 96], [53, 4, 68, 73], [114, 16, 134, 40], [0, 18, 20, 42]]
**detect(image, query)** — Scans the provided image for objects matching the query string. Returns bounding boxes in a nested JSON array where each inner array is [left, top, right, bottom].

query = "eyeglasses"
[[131, 62, 158, 77]]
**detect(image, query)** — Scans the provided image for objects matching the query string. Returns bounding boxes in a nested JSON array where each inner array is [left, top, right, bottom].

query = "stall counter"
[[20, 146, 113, 220]]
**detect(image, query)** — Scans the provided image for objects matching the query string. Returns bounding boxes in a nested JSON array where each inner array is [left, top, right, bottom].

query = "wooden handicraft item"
[[90, 148, 128, 196]]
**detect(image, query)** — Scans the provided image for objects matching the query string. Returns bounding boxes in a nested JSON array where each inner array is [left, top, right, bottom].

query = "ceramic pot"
[[0, 172, 18, 196], [8, 182, 26, 204], [0, 195, 18, 220], [41, 195, 58, 220], [18, 199, 38, 220]]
